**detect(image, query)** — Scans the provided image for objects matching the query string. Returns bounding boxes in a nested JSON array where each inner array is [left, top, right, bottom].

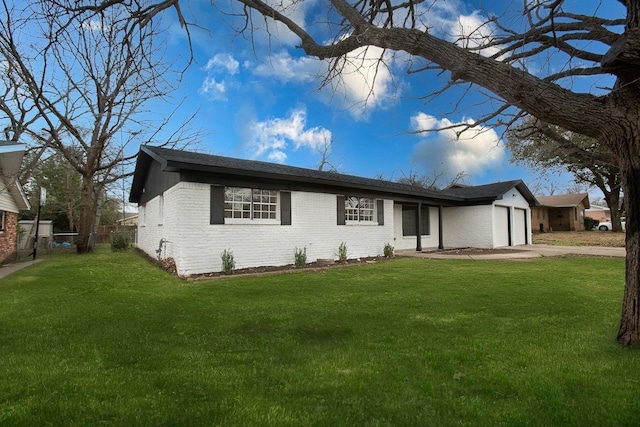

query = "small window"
[[224, 187, 278, 220], [0, 211, 5, 232], [402, 206, 430, 236], [345, 197, 375, 222]]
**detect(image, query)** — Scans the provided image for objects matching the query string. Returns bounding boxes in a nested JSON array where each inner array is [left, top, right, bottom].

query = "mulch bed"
[[135, 248, 392, 280]]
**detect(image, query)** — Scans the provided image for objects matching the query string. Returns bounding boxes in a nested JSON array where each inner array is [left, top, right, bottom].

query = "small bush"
[[294, 247, 307, 268], [337, 242, 348, 263], [110, 231, 131, 252], [221, 249, 235, 275], [585, 217, 600, 230], [383, 242, 394, 257]]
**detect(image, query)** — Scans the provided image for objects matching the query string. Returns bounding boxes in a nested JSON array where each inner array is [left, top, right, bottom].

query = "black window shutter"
[[210, 185, 225, 224], [336, 195, 345, 225], [377, 199, 384, 225], [280, 191, 292, 225]]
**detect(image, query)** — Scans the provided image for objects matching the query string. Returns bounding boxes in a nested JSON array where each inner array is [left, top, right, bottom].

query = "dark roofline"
[[129, 145, 537, 207]]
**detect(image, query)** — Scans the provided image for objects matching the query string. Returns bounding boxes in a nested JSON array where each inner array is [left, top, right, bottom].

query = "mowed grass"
[[0, 249, 638, 426]]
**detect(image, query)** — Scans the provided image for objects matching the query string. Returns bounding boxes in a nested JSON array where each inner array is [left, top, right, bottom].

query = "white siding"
[[0, 180, 19, 213], [138, 182, 395, 276]]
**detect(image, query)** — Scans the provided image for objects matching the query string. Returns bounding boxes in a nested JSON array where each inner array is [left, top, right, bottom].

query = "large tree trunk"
[[604, 190, 624, 232], [612, 117, 640, 345], [76, 175, 96, 254], [618, 157, 640, 345]]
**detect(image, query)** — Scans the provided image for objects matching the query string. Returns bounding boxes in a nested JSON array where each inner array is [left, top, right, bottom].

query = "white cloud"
[[330, 45, 396, 119], [200, 77, 227, 100], [204, 53, 240, 75], [447, 11, 500, 57], [251, 51, 319, 82], [200, 53, 241, 101], [245, 107, 332, 162], [80, 19, 102, 32], [250, 48, 397, 120], [248, 0, 315, 47], [410, 113, 506, 178], [414, 1, 500, 58]]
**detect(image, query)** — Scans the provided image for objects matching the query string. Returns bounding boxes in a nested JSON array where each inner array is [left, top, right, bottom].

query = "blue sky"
[[145, 0, 622, 195]]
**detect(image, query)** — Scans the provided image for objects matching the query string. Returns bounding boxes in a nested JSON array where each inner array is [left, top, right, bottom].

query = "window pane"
[[402, 207, 417, 236], [225, 187, 252, 218], [252, 189, 278, 220], [402, 206, 430, 236]]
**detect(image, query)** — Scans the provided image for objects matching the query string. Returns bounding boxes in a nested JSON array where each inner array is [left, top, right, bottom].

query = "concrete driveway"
[[398, 244, 626, 260]]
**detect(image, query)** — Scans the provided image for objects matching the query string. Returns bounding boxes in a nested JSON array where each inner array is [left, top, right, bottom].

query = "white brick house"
[[129, 146, 538, 276]]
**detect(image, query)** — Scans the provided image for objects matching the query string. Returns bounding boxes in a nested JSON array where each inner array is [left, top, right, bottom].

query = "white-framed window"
[[224, 187, 278, 220], [345, 197, 375, 222], [0, 211, 5, 232]]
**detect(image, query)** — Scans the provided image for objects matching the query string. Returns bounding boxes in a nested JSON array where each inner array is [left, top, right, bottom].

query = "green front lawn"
[[0, 249, 638, 426]]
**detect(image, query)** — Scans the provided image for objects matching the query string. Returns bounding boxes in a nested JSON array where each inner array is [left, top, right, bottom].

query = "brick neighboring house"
[[129, 145, 538, 276], [0, 142, 31, 264], [532, 193, 590, 232], [585, 205, 611, 223]]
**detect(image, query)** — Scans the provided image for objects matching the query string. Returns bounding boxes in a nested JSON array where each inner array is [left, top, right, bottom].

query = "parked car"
[[597, 218, 625, 231]]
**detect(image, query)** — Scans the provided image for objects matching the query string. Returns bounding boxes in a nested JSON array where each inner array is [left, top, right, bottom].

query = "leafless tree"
[[316, 136, 339, 172], [397, 167, 469, 190], [41, 0, 640, 344], [0, 0, 199, 253]]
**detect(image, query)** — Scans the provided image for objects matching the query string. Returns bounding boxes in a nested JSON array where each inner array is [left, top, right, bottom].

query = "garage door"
[[494, 206, 509, 247], [513, 208, 527, 245]]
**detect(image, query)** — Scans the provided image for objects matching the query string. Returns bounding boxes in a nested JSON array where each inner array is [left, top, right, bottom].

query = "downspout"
[[438, 205, 444, 250], [416, 202, 422, 252]]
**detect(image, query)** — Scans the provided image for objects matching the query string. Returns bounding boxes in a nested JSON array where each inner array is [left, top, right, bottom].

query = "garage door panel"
[[494, 206, 509, 247], [513, 208, 527, 245]]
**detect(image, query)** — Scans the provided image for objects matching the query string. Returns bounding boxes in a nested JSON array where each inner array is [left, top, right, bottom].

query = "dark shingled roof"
[[441, 180, 538, 205], [130, 145, 538, 207]]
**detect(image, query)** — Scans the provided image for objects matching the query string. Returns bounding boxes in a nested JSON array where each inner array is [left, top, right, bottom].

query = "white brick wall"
[[137, 182, 533, 273], [138, 182, 395, 276]]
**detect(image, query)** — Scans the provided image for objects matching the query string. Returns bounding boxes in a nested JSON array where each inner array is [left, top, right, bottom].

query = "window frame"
[[224, 187, 279, 223], [344, 196, 377, 224]]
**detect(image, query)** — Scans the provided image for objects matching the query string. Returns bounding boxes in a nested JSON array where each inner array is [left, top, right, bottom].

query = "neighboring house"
[[17, 220, 54, 250], [0, 142, 31, 264], [533, 193, 590, 232], [116, 212, 138, 226], [129, 146, 538, 276], [585, 205, 610, 222]]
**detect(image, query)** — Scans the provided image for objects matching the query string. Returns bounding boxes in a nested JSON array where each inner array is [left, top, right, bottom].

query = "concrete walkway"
[[0, 259, 43, 280], [397, 244, 626, 260]]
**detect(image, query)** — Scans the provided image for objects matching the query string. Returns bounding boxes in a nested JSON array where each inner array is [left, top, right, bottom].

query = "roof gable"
[[441, 180, 539, 206]]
